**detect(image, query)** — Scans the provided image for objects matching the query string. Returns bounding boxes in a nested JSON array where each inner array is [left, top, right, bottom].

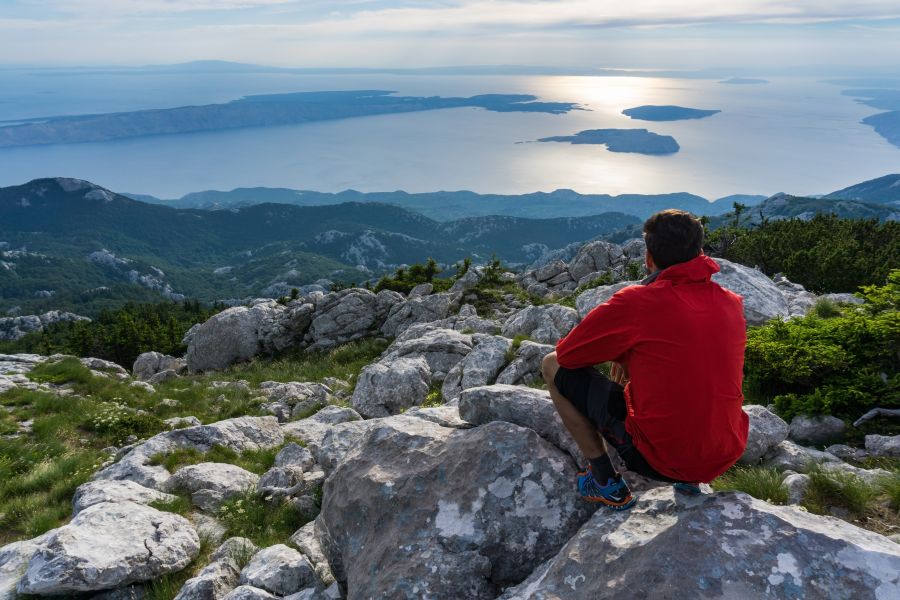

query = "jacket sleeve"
[[555, 286, 639, 369]]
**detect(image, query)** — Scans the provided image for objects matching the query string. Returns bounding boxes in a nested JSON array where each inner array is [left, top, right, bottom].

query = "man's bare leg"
[[541, 352, 607, 460]]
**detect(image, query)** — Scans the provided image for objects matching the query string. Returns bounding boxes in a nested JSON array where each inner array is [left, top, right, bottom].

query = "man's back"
[[556, 254, 748, 482]]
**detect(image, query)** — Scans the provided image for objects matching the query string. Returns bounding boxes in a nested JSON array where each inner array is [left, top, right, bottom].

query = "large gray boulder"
[[381, 326, 473, 380], [239, 544, 315, 596], [308, 289, 399, 349], [93, 416, 283, 491], [495, 341, 553, 386], [380, 292, 460, 337], [17, 502, 199, 595], [281, 406, 362, 450], [866, 434, 900, 458], [739, 405, 789, 464], [788, 415, 846, 446], [459, 384, 583, 465], [501, 304, 578, 345], [712, 258, 790, 325], [312, 420, 381, 473], [764, 440, 841, 472], [442, 334, 511, 402], [185, 302, 285, 372], [72, 480, 177, 515], [575, 282, 637, 319], [1, 536, 49, 600], [317, 418, 593, 600], [133, 351, 186, 381], [351, 356, 431, 418], [290, 521, 335, 586], [567, 241, 625, 281], [500, 487, 900, 599], [168, 463, 260, 512]]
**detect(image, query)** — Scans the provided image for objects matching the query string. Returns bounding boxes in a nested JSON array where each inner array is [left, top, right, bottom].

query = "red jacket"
[[556, 254, 748, 483]]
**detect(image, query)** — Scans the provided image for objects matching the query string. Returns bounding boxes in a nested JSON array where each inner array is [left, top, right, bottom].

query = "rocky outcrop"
[[17, 502, 199, 594], [239, 545, 316, 596], [72, 480, 177, 515], [185, 302, 288, 372], [0, 311, 89, 342], [500, 487, 900, 599], [711, 258, 790, 325], [739, 405, 789, 464], [788, 415, 846, 446], [866, 434, 900, 457], [309, 289, 400, 349], [459, 384, 583, 464], [380, 292, 460, 337], [93, 416, 284, 491], [281, 406, 362, 450], [317, 417, 593, 599], [763, 440, 840, 472], [441, 335, 511, 402], [168, 463, 260, 512], [380, 326, 473, 380], [501, 304, 578, 345], [518, 240, 637, 299], [575, 281, 637, 318], [495, 341, 553, 386], [351, 356, 431, 418], [173, 538, 255, 600], [258, 381, 333, 422], [133, 351, 187, 381]]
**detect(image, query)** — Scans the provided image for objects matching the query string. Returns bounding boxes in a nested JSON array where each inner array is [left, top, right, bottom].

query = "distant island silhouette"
[[622, 105, 721, 121], [719, 77, 768, 85], [538, 129, 680, 154], [0, 90, 581, 148]]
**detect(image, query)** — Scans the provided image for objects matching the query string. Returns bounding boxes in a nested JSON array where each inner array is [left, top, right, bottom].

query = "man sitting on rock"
[[541, 209, 748, 509]]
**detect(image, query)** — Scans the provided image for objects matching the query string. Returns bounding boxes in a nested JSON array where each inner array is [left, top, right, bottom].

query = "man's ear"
[[645, 250, 657, 273]]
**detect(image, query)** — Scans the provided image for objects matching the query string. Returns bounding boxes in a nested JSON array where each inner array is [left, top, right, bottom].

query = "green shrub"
[[708, 214, 899, 293], [745, 271, 899, 421], [218, 490, 307, 547], [711, 466, 788, 504], [374, 258, 451, 294], [85, 402, 164, 445]]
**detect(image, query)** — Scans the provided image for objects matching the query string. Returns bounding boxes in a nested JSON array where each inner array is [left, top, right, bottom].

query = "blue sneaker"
[[673, 482, 703, 495], [576, 465, 636, 510]]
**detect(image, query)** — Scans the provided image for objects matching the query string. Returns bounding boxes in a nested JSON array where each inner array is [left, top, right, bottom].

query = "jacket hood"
[[655, 254, 720, 284]]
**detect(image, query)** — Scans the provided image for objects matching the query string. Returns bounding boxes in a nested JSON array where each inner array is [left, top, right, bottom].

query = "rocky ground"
[[1, 243, 898, 600]]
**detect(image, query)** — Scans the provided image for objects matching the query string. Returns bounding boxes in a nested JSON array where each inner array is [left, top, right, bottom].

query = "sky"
[[2, 1, 900, 70]]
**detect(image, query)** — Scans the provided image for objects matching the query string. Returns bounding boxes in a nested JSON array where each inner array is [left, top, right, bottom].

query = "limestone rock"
[[764, 440, 840, 472], [185, 303, 285, 372], [133, 352, 186, 381], [382, 326, 473, 380], [308, 289, 393, 349], [739, 405, 789, 464], [408, 283, 433, 298], [380, 293, 460, 337], [403, 406, 472, 429], [173, 554, 240, 600], [500, 487, 900, 599], [495, 341, 553, 386], [239, 545, 315, 596], [788, 415, 846, 446], [290, 521, 335, 586], [568, 241, 625, 281], [459, 384, 583, 465], [312, 420, 380, 473], [94, 416, 283, 491], [575, 282, 637, 319], [281, 406, 362, 450], [222, 585, 277, 600], [501, 304, 578, 345], [351, 356, 431, 418], [782, 473, 811, 505], [168, 463, 260, 512], [534, 260, 568, 283], [17, 502, 199, 594], [711, 258, 790, 325], [317, 418, 593, 599], [1, 536, 49, 600], [865, 434, 900, 458], [441, 334, 511, 402], [258, 382, 332, 423], [274, 443, 315, 471], [72, 480, 177, 515]]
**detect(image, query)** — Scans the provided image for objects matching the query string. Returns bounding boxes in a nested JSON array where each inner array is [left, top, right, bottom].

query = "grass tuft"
[[711, 466, 788, 504], [218, 490, 308, 547]]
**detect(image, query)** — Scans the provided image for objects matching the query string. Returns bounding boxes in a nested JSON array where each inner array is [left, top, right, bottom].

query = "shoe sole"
[[673, 483, 703, 495], [581, 494, 636, 510]]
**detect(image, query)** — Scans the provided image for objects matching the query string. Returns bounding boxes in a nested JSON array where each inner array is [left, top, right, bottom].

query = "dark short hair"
[[642, 209, 704, 269]]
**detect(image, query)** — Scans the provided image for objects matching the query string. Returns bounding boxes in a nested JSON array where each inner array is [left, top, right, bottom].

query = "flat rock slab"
[[18, 501, 199, 595], [72, 480, 177, 515], [500, 487, 900, 599], [318, 418, 593, 599]]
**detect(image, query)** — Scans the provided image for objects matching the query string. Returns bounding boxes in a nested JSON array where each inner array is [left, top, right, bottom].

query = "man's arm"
[[556, 287, 640, 369]]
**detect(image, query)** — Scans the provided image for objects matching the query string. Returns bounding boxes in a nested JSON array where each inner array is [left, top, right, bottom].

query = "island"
[[622, 105, 720, 121], [842, 89, 900, 149], [719, 77, 768, 85], [0, 90, 581, 148], [538, 129, 680, 155]]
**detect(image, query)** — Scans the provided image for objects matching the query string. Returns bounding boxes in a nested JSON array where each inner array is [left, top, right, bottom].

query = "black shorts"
[[554, 366, 687, 484]]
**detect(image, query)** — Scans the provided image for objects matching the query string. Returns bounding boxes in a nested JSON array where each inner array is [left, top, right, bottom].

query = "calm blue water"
[[0, 69, 896, 200]]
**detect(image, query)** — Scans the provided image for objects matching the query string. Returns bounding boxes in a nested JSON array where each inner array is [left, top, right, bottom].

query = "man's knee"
[[541, 351, 559, 384]]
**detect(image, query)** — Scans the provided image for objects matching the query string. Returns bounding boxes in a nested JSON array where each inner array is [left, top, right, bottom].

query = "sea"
[[0, 68, 897, 201]]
